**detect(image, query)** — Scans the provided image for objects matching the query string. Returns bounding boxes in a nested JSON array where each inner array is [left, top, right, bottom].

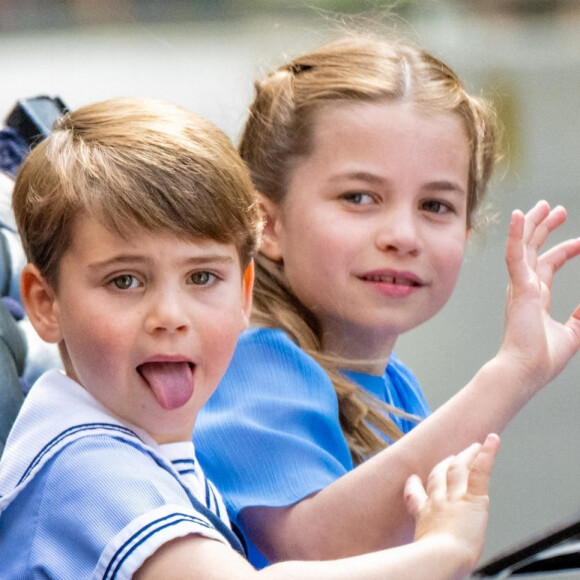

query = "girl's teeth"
[[367, 275, 415, 286]]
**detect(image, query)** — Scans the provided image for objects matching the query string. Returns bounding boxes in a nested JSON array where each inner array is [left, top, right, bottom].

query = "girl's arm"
[[134, 435, 500, 580], [241, 201, 580, 562]]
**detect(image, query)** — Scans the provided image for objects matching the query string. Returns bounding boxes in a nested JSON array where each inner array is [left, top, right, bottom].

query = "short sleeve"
[[26, 436, 231, 579], [386, 352, 430, 422], [345, 352, 431, 436], [195, 328, 353, 522]]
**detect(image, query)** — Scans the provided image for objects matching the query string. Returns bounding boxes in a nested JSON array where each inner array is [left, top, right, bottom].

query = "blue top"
[[0, 370, 244, 579], [195, 327, 430, 567]]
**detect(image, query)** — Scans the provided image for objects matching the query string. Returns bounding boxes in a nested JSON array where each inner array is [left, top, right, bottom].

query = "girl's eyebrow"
[[329, 171, 386, 185], [423, 181, 467, 196], [331, 171, 467, 196]]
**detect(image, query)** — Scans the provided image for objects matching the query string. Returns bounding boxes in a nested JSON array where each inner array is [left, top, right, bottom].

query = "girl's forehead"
[[304, 101, 470, 166], [312, 99, 464, 135]]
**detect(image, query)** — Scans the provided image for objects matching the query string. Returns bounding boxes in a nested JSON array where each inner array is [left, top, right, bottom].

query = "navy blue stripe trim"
[[18, 423, 140, 486], [204, 480, 222, 518], [171, 458, 195, 466], [104, 513, 211, 580], [177, 469, 196, 476], [184, 481, 245, 556], [204, 477, 212, 508]]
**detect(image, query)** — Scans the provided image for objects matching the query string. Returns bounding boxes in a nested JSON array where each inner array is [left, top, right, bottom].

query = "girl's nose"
[[375, 209, 421, 255], [144, 289, 189, 335]]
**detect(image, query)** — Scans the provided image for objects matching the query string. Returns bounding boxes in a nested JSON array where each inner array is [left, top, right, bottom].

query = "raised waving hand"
[[500, 200, 580, 392]]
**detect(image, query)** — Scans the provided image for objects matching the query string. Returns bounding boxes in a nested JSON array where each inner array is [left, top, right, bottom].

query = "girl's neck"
[[321, 324, 398, 376]]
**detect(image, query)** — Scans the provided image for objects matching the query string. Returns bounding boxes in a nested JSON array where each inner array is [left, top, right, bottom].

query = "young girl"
[[194, 34, 580, 567]]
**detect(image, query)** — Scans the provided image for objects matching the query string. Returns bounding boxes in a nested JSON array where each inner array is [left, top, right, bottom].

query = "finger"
[[564, 304, 580, 354], [445, 458, 470, 500], [466, 434, 501, 497], [404, 474, 428, 520], [455, 441, 483, 466], [527, 205, 567, 253], [505, 210, 527, 284], [446, 442, 482, 498], [522, 200, 551, 244], [425, 455, 455, 498], [537, 237, 580, 282]]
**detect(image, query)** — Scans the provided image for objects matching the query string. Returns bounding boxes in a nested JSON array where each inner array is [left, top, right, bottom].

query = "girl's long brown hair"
[[239, 34, 498, 464]]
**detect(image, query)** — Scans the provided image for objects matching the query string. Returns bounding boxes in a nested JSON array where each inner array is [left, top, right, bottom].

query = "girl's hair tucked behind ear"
[[240, 34, 499, 464]]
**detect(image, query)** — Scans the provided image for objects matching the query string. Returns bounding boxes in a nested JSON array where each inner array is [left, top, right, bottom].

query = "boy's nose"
[[144, 290, 189, 334]]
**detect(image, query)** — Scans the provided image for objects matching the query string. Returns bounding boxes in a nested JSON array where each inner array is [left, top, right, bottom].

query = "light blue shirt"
[[0, 370, 243, 579], [195, 327, 430, 567]]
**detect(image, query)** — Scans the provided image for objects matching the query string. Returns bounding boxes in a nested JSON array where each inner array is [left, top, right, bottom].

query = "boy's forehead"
[[67, 214, 242, 266]]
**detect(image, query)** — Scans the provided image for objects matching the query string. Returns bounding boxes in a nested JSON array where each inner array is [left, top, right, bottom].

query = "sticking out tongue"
[[138, 361, 194, 410]]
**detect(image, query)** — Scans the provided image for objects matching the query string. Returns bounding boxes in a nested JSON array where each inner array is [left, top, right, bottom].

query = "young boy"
[[0, 97, 499, 579]]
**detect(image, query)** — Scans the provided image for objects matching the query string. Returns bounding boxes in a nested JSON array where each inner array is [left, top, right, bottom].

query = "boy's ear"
[[241, 261, 254, 328], [258, 193, 283, 262], [20, 264, 62, 344]]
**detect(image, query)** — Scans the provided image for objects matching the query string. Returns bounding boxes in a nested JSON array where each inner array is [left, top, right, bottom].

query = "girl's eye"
[[110, 275, 139, 290], [421, 199, 453, 215], [190, 271, 216, 286], [342, 192, 374, 206]]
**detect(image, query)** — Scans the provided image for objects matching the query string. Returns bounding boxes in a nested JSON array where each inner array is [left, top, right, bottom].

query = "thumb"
[[404, 474, 428, 521]]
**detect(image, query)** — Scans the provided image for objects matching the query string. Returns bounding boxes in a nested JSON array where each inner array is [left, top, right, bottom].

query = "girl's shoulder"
[[214, 326, 335, 405], [231, 326, 329, 379], [238, 326, 300, 350]]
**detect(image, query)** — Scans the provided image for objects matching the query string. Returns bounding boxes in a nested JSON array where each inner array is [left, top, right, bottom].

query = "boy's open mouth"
[[137, 361, 195, 410]]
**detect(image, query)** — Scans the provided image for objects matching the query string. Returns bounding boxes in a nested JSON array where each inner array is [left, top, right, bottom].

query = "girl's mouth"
[[361, 274, 422, 286]]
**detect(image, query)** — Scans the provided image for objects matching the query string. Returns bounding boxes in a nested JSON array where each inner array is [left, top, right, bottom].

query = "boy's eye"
[[190, 271, 215, 285], [111, 274, 139, 290], [421, 199, 453, 215], [342, 192, 374, 205]]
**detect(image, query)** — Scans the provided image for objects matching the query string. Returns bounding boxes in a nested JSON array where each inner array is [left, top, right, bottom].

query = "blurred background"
[[2, 0, 580, 577]]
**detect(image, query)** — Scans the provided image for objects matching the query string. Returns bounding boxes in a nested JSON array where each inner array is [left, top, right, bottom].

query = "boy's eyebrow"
[[87, 253, 236, 270]]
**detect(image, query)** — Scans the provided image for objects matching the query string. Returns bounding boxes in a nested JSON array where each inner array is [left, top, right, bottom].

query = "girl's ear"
[[241, 260, 255, 328], [20, 264, 62, 344], [258, 193, 283, 262]]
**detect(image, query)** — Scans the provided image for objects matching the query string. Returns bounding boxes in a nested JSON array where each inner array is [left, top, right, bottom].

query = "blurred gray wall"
[[2, 4, 580, 576]]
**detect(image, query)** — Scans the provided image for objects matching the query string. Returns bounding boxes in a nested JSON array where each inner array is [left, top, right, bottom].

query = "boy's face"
[[24, 214, 252, 444]]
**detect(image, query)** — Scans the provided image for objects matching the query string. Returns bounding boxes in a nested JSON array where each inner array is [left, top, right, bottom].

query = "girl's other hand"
[[404, 434, 500, 572]]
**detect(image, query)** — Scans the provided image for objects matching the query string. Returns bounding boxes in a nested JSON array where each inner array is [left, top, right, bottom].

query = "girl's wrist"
[[484, 350, 546, 398]]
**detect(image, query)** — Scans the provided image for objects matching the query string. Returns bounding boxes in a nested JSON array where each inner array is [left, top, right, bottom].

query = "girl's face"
[[261, 101, 471, 373]]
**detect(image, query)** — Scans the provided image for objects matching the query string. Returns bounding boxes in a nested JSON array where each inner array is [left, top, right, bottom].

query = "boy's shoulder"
[[0, 432, 238, 580], [0, 370, 244, 578], [0, 370, 148, 498]]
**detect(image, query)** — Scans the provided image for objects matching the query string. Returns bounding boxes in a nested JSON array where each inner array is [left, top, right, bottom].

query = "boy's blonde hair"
[[13, 97, 261, 287], [240, 34, 500, 464]]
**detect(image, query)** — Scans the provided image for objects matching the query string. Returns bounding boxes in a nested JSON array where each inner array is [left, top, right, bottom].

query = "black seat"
[[0, 297, 26, 456]]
